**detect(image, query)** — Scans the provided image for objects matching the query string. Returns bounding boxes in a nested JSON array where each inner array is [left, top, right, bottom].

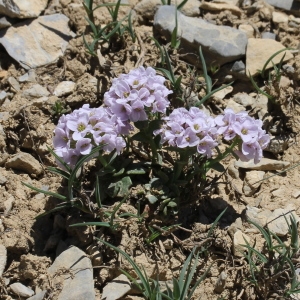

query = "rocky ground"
[[1, 0, 300, 299]]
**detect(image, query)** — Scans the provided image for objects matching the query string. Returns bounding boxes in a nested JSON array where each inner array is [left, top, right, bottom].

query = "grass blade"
[[22, 182, 67, 201]]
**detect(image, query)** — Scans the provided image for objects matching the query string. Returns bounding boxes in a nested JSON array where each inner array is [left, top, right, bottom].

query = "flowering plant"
[[30, 66, 270, 218]]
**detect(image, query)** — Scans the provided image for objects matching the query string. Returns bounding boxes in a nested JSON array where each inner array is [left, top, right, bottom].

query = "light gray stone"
[[134, 0, 200, 19], [23, 84, 50, 98], [0, 15, 15, 29], [27, 290, 47, 300], [6, 152, 43, 175], [154, 5, 247, 66], [261, 32, 276, 40], [18, 69, 36, 82], [233, 93, 254, 107], [8, 76, 20, 92], [267, 205, 300, 236], [235, 158, 290, 171], [0, 14, 74, 70], [48, 246, 95, 300], [0, 0, 48, 18], [54, 81, 76, 97], [101, 274, 131, 300], [0, 244, 7, 277], [264, 0, 300, 12], [243, 170, 265, 196], [232, 230, 251, 257], [265, 135, 291, 154], [0, 91, 7, 103], [231, 60, 245, 73], [245, 206, 272, 227], [10, 282, 34, 297]]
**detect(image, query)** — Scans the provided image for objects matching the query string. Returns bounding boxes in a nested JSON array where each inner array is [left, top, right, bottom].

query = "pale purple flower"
[[197, 135, 218, 158], [76, 138, 93, 155]]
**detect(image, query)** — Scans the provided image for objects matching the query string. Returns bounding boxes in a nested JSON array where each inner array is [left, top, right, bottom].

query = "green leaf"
[[210, 162, 225, 173], [47, 146, 71, 173], [207, 207, 227, 237], [68, 145, 104, 201], [107, 176, 132, 198], [131, 132, 150, 143], [22, 182, 67, 201], [97, 238, 153, 298], [69, 222, 110, 227]]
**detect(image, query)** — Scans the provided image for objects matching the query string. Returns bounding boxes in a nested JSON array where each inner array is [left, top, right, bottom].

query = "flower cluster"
[[53, 104, 129, 168], [215, 108, 270, 163], [104, 66, 172, 122], [154, 107, 218, 158]]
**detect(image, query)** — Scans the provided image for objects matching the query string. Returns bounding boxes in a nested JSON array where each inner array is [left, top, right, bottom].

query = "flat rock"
[[234, 158, 290, 171], [10, 282, 34, 297], [272, 11, 289, 24], [200, 1, 242, 16], [6, 152, 43, 175], [0, 244, 7, 277], [0, 15, 15, 29], [0, 0, 48, 18], [245, 206, 272, 227], [267, 205, 300, 236], [47, 246, 95, 300], [18, 69, 36, 82], [243, 170, 265, 196], [233, 93, 254, 107], [0, 14, 74, 70], [265, 135, 291, 154], [246, 38, 293, 76], [101, 274, 131, 300], [226, 99, 245, 113], [232, 230, 251, 257], [27, 290, 47, 300], [264, 0, 300, 12], [54, 81, 76, 97], [154, 5, 247, 66], [23, 84, 50, 98], [135, 0, 200, 18]]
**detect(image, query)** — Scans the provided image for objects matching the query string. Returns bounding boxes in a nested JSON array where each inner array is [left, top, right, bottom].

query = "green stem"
[[172, 151, 189, 183], [206, 139, 240, 172]]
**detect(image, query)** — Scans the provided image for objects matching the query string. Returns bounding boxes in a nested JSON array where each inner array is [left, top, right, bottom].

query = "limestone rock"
[[234, 158, 290, 171], [245, 206, 272, 227], [0, 244, 7, 277], [47, 246, 95, 300], [272, 11, 289, 24], [6, 152, 43, 175], [10, 282, 34, 297], [246, 38, 293, 76], [264, 0, 300, 12], [265, 135, 291, 154], [233, 230, 251, 257], [243, 170, 265, 196], [0, 0, 48, 18], [23, 84, 50, 98], [267, 205, 300, 236], [101, 274, 131, 300], [200, 1, 242, 16], [0, 14, 74, 70], [154, 5, 247, 66], [238, 24, 255, 38], [233, 93, 254, 107], [27, 290, 47, 300], [135, 0, 200, 19], [226, 99, 245, 113], [213, 86, 233, 101], [54, 81, 76, 97]]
